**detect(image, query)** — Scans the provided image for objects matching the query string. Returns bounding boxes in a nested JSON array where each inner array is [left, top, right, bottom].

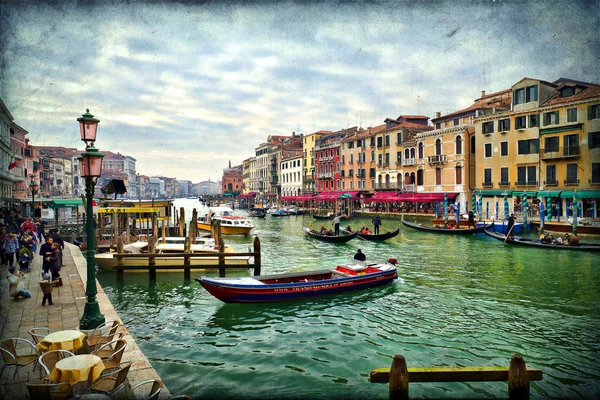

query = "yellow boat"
[[197, 206, 255, 235]]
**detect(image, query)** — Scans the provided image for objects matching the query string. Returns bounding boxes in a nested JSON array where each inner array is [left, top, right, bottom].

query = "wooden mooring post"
[[370, 353, 542, 400]]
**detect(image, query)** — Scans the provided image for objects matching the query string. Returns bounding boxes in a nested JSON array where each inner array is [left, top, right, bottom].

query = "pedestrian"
[[46, 242, 62, 285], [468, 210, 475, 228], [353, 249, 366, 261], [371, 215, 382, 235], [7, 266, 31, 300], [18, 248, 32, 272], [507, 213, 515, 235], [52, 229, 64, 267], [39, 236, 54, 274], [0, 227, 6, 265], [39, 271, 54, 306], [3, 232, 19, 268], [332, 214, 341, 236]]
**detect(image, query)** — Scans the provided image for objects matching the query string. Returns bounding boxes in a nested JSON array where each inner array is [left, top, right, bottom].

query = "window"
[[498, 118, 510, 132], [435, 123, 441, 129], [513, 85, 538, 105], [526, 85, 538, 102], [564, 134, 579, 156], [348, 141, 354, 149], [590, 132, 600, 149], [453, 118, 459, 126], [514, 88, 525, 105], [435, 139, 442, 155], [500, 141, 508, 156], [543, 111, 559, 126], [418, 142, 424, 159], [341, 155, 345, 164], [546, 165, 557, 185], [566, 164, 578, 184], [515, 116, 526, 129], [518, 139, 539, 155], [517, 166, 526, 185], [484, 143, 492, 158], [592, 163, 600, 184], [396, 152, 402, 165], [470, 136, 476, 154], [369, 168, 376, 178], [529, 114, 539, 127], [385, 153, 390, 166], [455, 136, 462, 154], [349, 154, 353, 164], [435, 168, 442, 185], [397, 132, 402, 144], [377, 137, 383, 148], [371, 151, 375, 161], [589, 104, 600, 120], [527, 166, 537, 185], [561, 86, 575, 97], [484, 168, 492, 185], [455, 165, 462, 184], [544, 136, 559, 153], [500, 167, 509, 185], [385, 135, 390, 147], [567, 107, 578, 123], [482, 121, 494, 134]]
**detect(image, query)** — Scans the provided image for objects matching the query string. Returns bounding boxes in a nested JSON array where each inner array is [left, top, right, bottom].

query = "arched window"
[[385, 174, 390, 186], [410, 148, 416, 159], [435, 139, 442, 155], [455, 136, 462, 154], [417, 169, 424, 186], [455, 165, 462, 184], [404, 172, 410, 184], [405, 149, 410, 159], [470, 136, 476, 154], [418, 142, 424, 159], [435, 168, 442, 185], [410, 172, 416, 184]]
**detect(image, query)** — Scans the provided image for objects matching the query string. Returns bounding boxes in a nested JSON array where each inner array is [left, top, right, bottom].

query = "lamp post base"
[[79, 300, 105, 330]]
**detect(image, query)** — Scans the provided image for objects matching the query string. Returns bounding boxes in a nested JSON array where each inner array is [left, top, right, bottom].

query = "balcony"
[[515, 180, 538, 186], [564, 179, 579, 186], [540, 145, 580, 160], [374, 182, 399, 190], [317, 172, 334, 179], [544, 179, 558, 186], [482, 181, 493, 188], [402, 158, 417, 166], [427, 154, 447, 165], [498, 181, 510, 187]]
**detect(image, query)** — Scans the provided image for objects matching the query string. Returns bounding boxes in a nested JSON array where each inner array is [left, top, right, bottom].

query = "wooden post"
[[191, 208, 198, 241], [183, 236, 191, 280], [152, 214, 158, 243], [148, 237, 156, 281], [112, 213, 118, 245], [389, 355, 409, 400], [179, 207, 185, 237], [508, 354, 530, 400], [161, 222, 166, 243], [253, 236, 261, 276], [218, 237, 225, 277], [125, 213, 131, 243], [116, 237, 124, 281]]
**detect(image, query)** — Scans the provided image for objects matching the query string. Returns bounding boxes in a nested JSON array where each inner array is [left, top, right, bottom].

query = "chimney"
[[481, 90, 486, 98], [435, 112, 441, 118]]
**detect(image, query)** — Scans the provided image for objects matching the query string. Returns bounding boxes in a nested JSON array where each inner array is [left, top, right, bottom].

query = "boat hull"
[[197, 268, 397, 303], [402, 217, 493, 234], [484, 229, 600, 252], [357, 228, 400, 241], [302, 226, 358, 242], [197, 221, 253, 235]]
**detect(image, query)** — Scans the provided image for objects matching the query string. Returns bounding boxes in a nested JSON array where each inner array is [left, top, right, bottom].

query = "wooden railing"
[[370, 354, 542, 400]]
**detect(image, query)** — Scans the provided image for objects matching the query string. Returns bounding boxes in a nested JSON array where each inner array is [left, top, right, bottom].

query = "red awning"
[[398, 193, 458, 202], [284, 195, 315, 202], [314, 191, 360, 201]]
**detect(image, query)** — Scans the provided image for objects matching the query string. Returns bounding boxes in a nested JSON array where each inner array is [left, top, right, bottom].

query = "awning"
[[561, 190, 600, 199], [534, 191, 561, 198], [239, 192, 257, 199], [512, 191, 538, 197], [540, 123, 582, 135], [283, 195, 315, 201], [314, 191, 360, 201], [266, 193, 277, 197], [477, 190, 513, 196], [397, 193, 457, 202], [368, 192, 401, 203], [48, 199, 97, 209]]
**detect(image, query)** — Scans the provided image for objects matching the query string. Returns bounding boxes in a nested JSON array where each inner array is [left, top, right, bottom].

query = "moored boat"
[[195, 259, 398, 303], [401, 217, 493, 234], [302, 226, 358, 243], [197, 206, 255, 235], [271, 208, 289, 217], [484, 229, 600, 252], [357, 228, 400, 241]]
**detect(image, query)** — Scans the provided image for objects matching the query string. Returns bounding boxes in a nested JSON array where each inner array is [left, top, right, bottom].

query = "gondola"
[[401, 217, 493, 234], [302, 226, 358, 243], [313, 214, 332, 220], [484, 229, 600, 252], [357, 228, 400, 241]]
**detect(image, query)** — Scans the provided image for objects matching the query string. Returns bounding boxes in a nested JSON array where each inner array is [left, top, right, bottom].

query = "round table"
[[38, 330, 86, 352], [49, 354, 105, 385]]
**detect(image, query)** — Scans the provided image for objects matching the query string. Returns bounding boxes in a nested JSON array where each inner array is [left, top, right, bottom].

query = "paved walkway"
[[0, 242, 171, 398]]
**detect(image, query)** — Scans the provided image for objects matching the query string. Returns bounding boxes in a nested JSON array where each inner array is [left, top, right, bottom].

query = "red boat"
[[195, 260, 398, 303]]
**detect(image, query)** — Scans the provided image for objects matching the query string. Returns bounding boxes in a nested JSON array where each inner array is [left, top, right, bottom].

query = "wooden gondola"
[[302, 226, 358, 243], [484, 229, 600, 252], [357, 228, 400, 241], [401, 217, 493, 234], [313, 214, 333, 220]]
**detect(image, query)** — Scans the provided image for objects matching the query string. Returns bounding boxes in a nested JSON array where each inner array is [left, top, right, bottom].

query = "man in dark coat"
[[39, 236, 54, 273], [51, 229, 64, 267], [371, 215, 382, 235]]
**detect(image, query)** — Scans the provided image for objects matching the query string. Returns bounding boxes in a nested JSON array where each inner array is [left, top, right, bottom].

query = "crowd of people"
[[2, 212, 65, 305], [539, 231, 579, 246]]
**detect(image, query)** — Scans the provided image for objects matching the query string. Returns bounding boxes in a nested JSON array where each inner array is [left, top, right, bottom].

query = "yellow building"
[[302, 130, 329, 194], [475, 78, 600, 220]]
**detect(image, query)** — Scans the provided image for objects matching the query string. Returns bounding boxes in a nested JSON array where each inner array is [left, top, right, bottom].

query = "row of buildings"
[[0, 99, 222, 216], [224, 77, 600, 219]]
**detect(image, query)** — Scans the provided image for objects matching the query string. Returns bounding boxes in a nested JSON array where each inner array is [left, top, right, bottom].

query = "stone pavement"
[[0, 242, 172, 398]]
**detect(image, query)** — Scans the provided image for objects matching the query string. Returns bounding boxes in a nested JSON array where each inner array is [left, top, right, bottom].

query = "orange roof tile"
[[543, 84, 600, 106]]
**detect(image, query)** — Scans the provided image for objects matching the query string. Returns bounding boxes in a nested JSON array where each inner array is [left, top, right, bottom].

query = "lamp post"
[[77, 109, 105, 330], [29, 174, 39, 218]]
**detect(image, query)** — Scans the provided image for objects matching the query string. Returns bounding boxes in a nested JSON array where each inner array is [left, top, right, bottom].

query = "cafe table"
[[49, 354, 105, 385], [37, 330, 86, 352]]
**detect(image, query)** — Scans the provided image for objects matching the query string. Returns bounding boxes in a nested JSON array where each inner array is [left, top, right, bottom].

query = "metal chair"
[[39, 349, 75, 381], [28, 327, 55, 346], [25, 382, 72, 400], [0, 337, 39, 378], [90, 361, 132, 396], [130, 379, 163, 400], [86, 327, 122, 352], [91, 338, 127, 371]]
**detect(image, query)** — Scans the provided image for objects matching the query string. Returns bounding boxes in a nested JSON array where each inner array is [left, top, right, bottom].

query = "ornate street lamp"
[[29, 174, 39, 218], [77, 109, 105, 330]]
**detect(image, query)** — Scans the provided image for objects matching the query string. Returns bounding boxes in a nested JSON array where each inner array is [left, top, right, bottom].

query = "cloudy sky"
[[1, 0, 599, 182]]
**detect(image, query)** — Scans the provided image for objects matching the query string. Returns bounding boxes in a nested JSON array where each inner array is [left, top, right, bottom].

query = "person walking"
[[51, 229, 64, 267], [372, 215, 382, 235], [39, 236, 54, 275], [332, 214, 341, 236], [3, 232, 19, 268]]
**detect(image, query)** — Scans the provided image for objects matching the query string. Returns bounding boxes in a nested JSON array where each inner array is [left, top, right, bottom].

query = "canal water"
[[97, 199, 600, 399]]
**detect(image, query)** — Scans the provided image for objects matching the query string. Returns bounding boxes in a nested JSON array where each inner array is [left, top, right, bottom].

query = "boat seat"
[[341, 262, 368, 271]]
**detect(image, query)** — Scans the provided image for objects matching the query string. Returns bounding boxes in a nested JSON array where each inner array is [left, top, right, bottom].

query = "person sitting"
[[556, 236, 564, 245], [320, 226, 328, 235], [354, 249, 366, 261], [546, 232, 554, 244], [344, 225, 352, 233], [7, 266, 31, 300], [569, 234, 580, 246]]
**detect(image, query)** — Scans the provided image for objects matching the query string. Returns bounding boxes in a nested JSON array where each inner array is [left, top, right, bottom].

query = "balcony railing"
[[515, 180, 538, 186], [427, 154, 447, 164], [564, 179, 580, 186], [482, 181, 493, 187], [544, 179, 558, 186], [317, 172, 334, 179], [498, 181, 510, 187], [540, 145, 581, 160], [402, 158, 417, 166]]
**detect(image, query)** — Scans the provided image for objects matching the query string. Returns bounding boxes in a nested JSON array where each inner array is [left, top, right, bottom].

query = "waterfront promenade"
[[0, 242, 171, 398]]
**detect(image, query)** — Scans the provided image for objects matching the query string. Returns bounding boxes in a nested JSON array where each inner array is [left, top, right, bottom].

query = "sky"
[[1, 0, 599, 182]]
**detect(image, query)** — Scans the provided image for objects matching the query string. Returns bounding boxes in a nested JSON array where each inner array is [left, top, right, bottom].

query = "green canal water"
[[96, 199, 600, 399]]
